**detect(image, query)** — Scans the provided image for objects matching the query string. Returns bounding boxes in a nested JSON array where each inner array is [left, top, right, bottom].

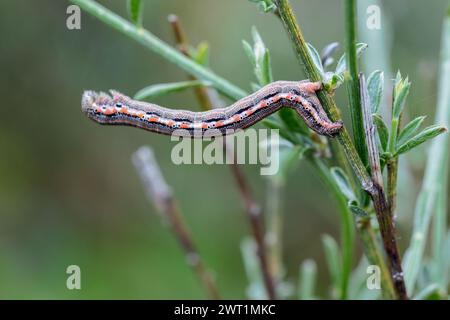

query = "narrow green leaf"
[[134, 80, 210, 100], [393, 70, 403, 97], [367, 70, 384, 114], [349, 204, 369, 218], [395, 125, 447, 156], [335, 43, 368, 75], [330, 167, 356, 202], [320, 42, 339, 68], [298, 259, 317, 300], [244, 27, 273, 86], [306, 43, 324, 74], [392, 75, 411, 119], [127, 0, 143, 26], [241, 237, 266, 299], [262, 48, 274, 84], [194, 41, 210, 66], [322, 234, 342, 298], [397, 116, 427, 147], [242, 40, 256, 66], [372, 114, 389, 152], [251, 26, 265, 62]]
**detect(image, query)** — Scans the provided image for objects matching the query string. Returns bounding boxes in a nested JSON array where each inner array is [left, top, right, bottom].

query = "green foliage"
[[372, 114, 389, 152], [413, 283, 445, 300], [392, 72, 411, 119], [335, 43, 368, 75], [248, 0, 277, 13], [298, 260, 317, 300], [320, 42, 339, 68], [305, 42, 368, 92], [397, 116, 426, 146], [395, 125, 447, 156], [242, 27, 274, 86], [321, 234, 342, 298], [367, 70, 384, 114], [241, 238, 266, 299], [330, 167, 356, 203], [190, 41, 210, 66], [127, 0, 143, 26], [306, 43, 324, 75]]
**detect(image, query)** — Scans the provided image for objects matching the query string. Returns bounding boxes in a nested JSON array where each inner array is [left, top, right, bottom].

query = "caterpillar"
[[81, 80, 343, 138]]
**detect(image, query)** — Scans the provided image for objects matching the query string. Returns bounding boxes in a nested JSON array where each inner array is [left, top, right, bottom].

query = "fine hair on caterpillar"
[[81, 80, 343, 138]]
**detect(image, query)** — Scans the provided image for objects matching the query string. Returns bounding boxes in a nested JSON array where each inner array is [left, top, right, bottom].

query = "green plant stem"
[[310, 158, 353, 299], [344, 0, 368, 167], [274, 0, 408, 299], [387, 118, 399, 155], [70, 0, 247, 101], [386, 158, 398, 213]]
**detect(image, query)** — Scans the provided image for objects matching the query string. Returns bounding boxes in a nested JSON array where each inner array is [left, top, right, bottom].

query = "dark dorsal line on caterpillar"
[[81, 80, 343, 138]]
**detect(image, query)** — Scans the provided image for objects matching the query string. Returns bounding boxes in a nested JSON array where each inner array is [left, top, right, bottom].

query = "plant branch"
[[274, 0, 408, 299], [360, 73, 407, 299], [167, 14, 213, 110], [132, 147, 221, 300], [70, 0, 247, 100], [386, 157, 399, 214]]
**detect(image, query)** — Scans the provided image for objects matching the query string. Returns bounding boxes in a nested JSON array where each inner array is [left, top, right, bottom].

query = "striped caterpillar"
[[81, 80, 343, 138]]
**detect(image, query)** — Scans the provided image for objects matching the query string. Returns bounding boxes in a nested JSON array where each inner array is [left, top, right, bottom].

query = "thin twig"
[[344, 0, 368, 166], [167, 15, 277, 300], [167, 14, 213, 111], [274, 0, 408, 299], [360, 73, 406, 299], [386, 158, 399, 214], [132, 147, 221, 300]]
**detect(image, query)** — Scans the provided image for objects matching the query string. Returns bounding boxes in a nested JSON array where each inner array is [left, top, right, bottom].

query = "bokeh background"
[[0, 0, 448, 299]]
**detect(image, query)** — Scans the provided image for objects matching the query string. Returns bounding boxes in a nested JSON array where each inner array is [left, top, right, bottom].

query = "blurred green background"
[[0, 0, 448, 299]]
